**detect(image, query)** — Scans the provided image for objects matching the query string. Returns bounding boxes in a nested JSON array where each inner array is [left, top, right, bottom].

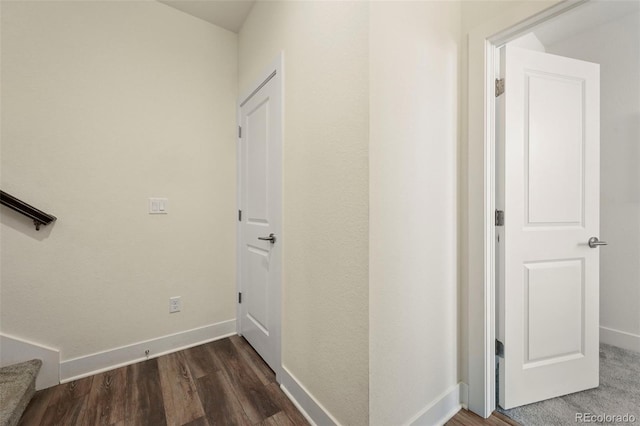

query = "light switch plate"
[[149, 198, 168, 214]]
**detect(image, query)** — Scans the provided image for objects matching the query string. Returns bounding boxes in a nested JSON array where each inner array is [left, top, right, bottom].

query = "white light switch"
[[149, 198, 168, 214]]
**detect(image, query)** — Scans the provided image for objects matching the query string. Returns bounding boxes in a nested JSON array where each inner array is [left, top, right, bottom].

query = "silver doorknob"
[[258, 233, 276, 244], [588, 237, 607, 248]]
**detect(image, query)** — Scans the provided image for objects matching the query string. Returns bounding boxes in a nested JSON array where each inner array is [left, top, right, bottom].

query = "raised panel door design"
[[524, 259, 584, 366], [246, 246, 270, 335], [498, 45, 600, 409], [238, 66, 282, 376], [526, 73, 585, 226], [247, 100, 270, 224]]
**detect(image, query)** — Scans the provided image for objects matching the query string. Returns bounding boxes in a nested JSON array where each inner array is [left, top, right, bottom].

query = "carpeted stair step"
[[0, 359, 42, 426]]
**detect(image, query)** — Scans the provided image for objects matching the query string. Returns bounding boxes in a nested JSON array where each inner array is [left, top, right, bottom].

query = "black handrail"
[[0, 190, 57, 230]]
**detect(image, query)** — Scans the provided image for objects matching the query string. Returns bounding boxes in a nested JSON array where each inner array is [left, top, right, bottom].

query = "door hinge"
[[238, 126, 242, 138], [238, 292, 242, 304], [495, 78, 505, 97], [238, 210, 242, 221], [496, 339, 505, 358], [495, 209, 505, 226]]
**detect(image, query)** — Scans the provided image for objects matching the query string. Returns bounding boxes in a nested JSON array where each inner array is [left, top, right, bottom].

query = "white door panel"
[[497, 46, 600, 409], [238, 67, 282, 375], [524, 259, 584, 364], [527, 72, 585, 225]]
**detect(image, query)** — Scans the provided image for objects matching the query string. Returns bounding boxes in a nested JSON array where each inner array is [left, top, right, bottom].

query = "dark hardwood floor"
[[19, 336, 520, 426], [18, 335, 310, 426], [446, 409, 521, 426]]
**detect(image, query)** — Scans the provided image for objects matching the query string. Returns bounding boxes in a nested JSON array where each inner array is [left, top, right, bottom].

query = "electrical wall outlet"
[[169, 296, 181, 313]]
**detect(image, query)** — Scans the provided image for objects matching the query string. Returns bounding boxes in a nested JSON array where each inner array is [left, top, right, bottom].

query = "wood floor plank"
[[18, 337, 308, 426], [259, 411, 296, 426], [17, 387, 55, 426], [196, 371, 252, 426], [35, 378, 92, 425], [182, 343, 220, 379], [209, 338, 280, 424], [229, 335, 276, 386], [183, 416, 211, 426], [40, 393, 88, 425], [264, 383, 310, 426], [446, 410, 481, 425], [158, 350, 206, 426], [446, 409, 522, 426], [47, 376, 94, 408], [445, 417, 465, 426], [124, 359, 167, 426], [82, 367, 127, 426]]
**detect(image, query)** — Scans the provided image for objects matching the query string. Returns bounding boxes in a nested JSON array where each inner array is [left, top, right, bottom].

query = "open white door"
[[497, 45, 601, 409], [238, 66, 282, 376]]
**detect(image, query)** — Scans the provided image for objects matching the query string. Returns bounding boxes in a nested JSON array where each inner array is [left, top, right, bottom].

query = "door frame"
[[236, 52, 284, 381], [466, 0, 590, 417]]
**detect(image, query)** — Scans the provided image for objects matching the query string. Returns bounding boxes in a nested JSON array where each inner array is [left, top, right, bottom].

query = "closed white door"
[[238, 67, 282, 375], [497, 45, 601, 409]]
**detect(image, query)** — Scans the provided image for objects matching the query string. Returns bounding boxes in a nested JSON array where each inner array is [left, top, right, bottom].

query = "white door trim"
[[236, 52, 284, 381], [466, 0, 590, 417]]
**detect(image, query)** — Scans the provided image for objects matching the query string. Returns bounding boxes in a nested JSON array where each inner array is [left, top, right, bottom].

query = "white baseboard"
[[0, 333, 60, 390], [60, 319, 236, 382], [407, 383, 463, 426], [600, 326, 640, 353], [279, 365, 340, 426], [459, 382, 469, 410]]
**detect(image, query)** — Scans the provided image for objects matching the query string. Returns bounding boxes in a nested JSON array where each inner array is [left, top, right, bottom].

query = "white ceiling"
[[158, 0, 255, 33], [533, 0, 640, 47], [159, 0, 639, 40]]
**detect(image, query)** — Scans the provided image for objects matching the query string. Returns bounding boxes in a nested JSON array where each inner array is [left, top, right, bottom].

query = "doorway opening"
[[467, 0, 640, 418]]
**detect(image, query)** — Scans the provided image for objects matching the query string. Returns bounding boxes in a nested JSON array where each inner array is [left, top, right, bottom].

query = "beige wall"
[[8, 0, 611, 422], [0, 1, 237, 360], [238, 2, 370, 425], [369, 2, 461, 424]]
